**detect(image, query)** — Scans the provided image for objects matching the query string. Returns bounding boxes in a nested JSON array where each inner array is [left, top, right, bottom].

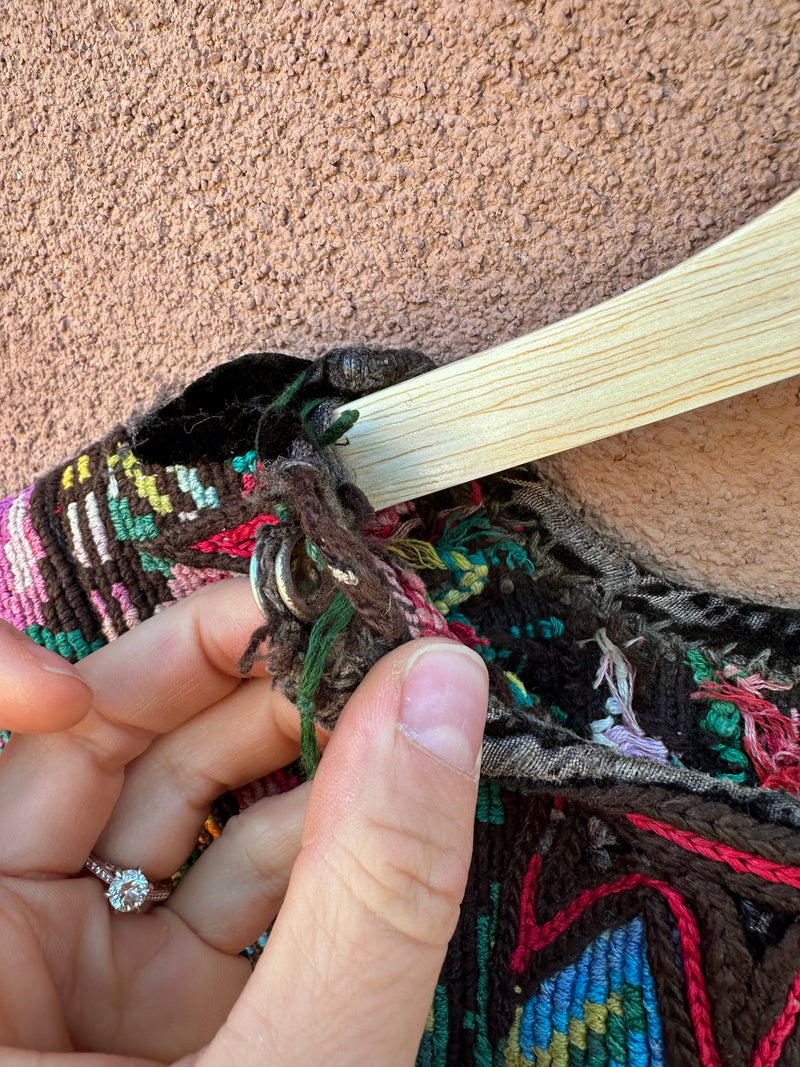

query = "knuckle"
[[223, 809, 292, 894], [331, 811, 470, 950]]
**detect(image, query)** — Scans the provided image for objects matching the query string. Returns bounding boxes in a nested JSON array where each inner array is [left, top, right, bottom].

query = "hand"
[[0, 578, 489, 1066]]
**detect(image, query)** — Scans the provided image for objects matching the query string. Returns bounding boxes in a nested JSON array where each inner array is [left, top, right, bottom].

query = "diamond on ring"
[[84, 852, 173, 913], [106, 868, 151, 912]]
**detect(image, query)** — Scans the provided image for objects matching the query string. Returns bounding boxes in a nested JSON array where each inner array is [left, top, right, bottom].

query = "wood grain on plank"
[[338, 189, 800, 510]]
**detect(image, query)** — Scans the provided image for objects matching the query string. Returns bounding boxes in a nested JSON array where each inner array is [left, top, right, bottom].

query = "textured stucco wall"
[[1, 0, 798, 604]]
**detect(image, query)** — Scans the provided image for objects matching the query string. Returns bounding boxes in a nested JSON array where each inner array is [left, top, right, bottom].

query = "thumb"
[[0, 620, 93, 733], [202, 637, 489, 1067]]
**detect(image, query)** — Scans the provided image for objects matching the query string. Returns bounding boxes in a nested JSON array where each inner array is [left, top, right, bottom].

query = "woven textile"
[[2, 349, 800, 1067]]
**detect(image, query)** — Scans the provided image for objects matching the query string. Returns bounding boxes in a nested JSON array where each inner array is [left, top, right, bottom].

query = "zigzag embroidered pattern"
[[511, 802, 800, 1067], [503, 917, 664, 1067]]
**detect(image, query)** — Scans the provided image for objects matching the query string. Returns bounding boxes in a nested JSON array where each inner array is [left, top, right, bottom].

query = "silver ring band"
[[84, 852, 173, 913]]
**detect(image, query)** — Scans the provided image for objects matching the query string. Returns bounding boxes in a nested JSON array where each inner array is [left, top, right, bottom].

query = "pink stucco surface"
[[1, 1, 798, 603]]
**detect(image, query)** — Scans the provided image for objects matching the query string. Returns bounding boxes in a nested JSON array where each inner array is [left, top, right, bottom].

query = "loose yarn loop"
[[295, 592, 355, 777], [242, 361, 495, 773], [243, 437, 411, 772]]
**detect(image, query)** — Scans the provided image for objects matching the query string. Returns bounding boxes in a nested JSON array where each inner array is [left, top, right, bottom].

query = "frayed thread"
[[588, 629, 670, 763], [693, 668, 800, 795]]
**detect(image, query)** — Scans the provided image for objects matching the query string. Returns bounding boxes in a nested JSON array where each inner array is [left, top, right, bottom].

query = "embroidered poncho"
[[3, 349, 800, 1067]]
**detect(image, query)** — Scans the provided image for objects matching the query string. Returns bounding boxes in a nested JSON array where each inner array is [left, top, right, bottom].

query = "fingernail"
[[26, 641, 81, 678], [399, 642, 489, 775]]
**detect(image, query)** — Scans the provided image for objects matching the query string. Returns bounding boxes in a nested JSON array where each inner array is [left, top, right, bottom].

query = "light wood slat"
[[337, 189, 800, 510]]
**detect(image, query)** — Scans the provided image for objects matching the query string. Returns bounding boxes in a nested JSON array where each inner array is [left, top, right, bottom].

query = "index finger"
[[80, 575, 269, 736], [0, 577, 275, 876]]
